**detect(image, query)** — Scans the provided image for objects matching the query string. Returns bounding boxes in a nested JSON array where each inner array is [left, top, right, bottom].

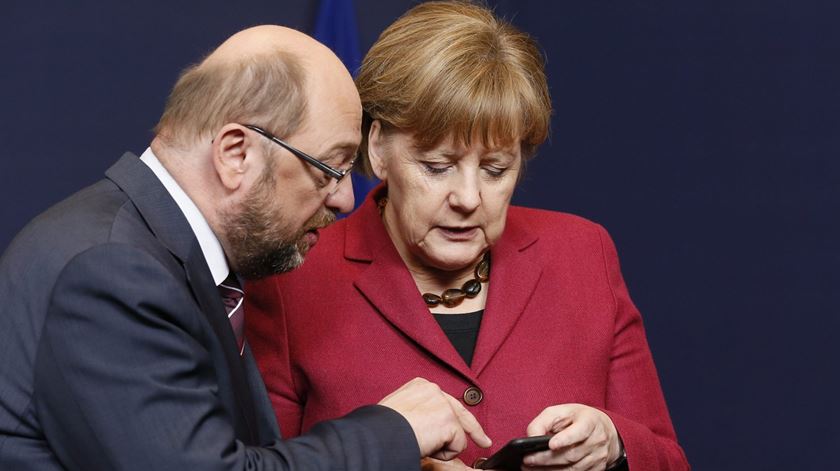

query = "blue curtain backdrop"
[[313, 0, 379, 210], [2, 1, 839, 469]]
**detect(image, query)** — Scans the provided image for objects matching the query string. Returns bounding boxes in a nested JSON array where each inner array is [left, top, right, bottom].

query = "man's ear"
[[367, 120, 388, 181], [212, 124, 252, 191]]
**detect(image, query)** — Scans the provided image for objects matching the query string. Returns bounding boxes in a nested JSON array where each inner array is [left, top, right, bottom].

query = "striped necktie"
[[218, 274, 245, 355]]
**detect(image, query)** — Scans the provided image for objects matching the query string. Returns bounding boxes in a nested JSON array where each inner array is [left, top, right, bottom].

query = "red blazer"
[[247, 190, 689, 469]]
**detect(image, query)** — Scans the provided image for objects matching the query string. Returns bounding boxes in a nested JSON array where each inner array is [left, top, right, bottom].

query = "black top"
[[432, 310, 484, 366]]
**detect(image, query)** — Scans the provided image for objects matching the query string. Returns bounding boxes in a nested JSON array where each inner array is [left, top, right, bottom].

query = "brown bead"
[[462, 279, 482, 297], [422, 293, 442, 306], [475, 258, 490, 282], [441, 288, 466, 307]]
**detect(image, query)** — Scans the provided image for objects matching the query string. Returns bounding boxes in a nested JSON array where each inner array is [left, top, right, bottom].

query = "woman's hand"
[[422, 457, 477, 470], [521, 404, 623, 470]]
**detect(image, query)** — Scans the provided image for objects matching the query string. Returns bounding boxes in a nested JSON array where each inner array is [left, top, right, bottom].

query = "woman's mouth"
[[438, 226, 479, 241]]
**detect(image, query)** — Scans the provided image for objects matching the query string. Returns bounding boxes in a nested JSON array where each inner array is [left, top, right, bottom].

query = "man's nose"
[[325, 175, 355, 214]]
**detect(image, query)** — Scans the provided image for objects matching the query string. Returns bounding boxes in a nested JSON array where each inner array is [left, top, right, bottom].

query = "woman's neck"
[[379, 197, 489, 314]]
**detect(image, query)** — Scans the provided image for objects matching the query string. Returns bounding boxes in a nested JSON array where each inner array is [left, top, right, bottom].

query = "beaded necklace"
[[421, 251, 490, 308]]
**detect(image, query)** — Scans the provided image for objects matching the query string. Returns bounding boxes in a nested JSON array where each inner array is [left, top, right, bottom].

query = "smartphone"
[[474, 434, 552, 470]]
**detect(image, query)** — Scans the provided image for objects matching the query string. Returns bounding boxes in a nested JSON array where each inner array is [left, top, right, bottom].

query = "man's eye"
[[317, 175, 332, 188], [341, 158, 357, 174]]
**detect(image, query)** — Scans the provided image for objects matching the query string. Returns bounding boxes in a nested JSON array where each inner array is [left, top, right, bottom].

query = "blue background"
[[2, 1, 838, 469]]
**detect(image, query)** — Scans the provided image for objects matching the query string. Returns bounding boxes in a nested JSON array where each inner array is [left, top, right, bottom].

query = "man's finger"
[[431, 448, 460, 462], [444, 392, 492, 448]]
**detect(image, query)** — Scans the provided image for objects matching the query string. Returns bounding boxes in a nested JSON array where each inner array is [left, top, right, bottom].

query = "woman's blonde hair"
[[356, 0, 551, 174]]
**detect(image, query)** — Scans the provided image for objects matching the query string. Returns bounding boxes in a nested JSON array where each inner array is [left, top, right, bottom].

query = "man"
[[0, 26, 489, 470]]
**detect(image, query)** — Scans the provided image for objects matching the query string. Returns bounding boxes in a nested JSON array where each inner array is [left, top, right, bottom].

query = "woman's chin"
[[420, 250, 485, 273]]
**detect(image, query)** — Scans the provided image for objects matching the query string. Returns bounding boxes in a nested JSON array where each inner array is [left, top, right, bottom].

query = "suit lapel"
[[355, 257, 477, 378], [183, 242, 258, 443], [350, 190, 478, 381], [470, 217, 542, 376], [105, 153, 258, 443]]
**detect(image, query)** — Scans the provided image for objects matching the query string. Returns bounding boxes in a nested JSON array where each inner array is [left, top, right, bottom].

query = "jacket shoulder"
[[0, 178, 170, 309], [507, 206, 606, 241], [3, 180, 129, 265]]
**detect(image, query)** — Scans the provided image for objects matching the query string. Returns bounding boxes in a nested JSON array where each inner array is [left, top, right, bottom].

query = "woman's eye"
[[483, 166, 507, 177], [421, 162, 451, 175]]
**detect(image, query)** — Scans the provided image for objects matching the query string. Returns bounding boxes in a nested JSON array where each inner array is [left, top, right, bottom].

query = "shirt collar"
[[140, 147, 229, 286]]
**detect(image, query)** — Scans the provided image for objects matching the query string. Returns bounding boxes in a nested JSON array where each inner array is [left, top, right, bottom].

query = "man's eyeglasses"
[[243, 124, 354, 183]]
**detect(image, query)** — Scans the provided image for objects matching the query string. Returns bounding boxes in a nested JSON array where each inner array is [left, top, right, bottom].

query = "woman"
[[247, 2, 689, 469]]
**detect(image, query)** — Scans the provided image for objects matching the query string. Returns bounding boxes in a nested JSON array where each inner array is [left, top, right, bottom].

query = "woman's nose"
[[448, 171, 481, 213]]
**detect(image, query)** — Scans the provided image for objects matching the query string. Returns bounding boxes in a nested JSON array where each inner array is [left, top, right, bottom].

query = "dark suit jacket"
[[0, 154, 419, 470], [247, 187, 690, 469]]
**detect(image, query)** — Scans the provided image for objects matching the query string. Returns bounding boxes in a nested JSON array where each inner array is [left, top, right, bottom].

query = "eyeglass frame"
[[242, 124, 354, 183]]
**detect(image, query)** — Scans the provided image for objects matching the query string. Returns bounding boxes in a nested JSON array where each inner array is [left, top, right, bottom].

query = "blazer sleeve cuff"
[[602, 410, 690, 471], [342, 404, 422, 469]]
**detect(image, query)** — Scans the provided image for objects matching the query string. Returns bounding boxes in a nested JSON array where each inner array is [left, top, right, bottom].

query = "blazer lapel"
[[469, 216, 542, 376], [183, 243, 258, 443], [349, 191, 478, 381], [105, 153, 258, 443]]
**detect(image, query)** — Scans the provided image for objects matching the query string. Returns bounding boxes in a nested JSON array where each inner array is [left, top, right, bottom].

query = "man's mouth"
[[300, 211, 336, 250], [302, 228, 320, 248]]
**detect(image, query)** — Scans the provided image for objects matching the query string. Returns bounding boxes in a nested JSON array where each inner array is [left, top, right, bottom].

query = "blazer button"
[[463, 386, 483, 406], [472, 457, 488, 468]]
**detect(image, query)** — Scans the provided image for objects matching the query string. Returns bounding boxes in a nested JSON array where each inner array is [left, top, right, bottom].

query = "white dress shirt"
[[140, 147, 229, 286]]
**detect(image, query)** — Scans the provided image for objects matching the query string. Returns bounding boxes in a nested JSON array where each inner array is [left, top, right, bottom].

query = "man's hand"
[[379, 378, 492, 460]]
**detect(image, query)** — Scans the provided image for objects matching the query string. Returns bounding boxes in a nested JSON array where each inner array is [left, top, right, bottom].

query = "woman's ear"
[[367, 119, 388, 181], [212, 124, 250, 191]]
